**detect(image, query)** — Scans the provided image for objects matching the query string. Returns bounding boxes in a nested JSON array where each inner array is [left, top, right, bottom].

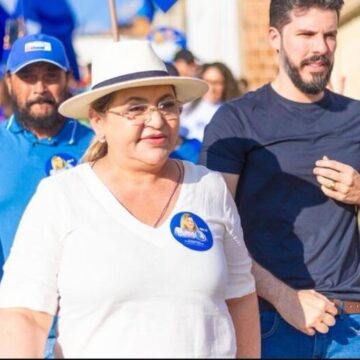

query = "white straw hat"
[[59, 40, 208, 119]]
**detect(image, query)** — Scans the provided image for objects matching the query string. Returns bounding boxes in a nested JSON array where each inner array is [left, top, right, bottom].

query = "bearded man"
[[0, 34, 93, 358], [201, 0, 360, 358], [0, 33, 93, 278]]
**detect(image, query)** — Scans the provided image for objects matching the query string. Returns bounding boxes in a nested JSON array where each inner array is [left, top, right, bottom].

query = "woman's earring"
[[98, 136, 106, 143]]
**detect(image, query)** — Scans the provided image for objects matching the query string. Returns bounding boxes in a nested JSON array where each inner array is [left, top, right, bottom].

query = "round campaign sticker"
[[170, 212, 213, 251], [45, 153, 77, 176]]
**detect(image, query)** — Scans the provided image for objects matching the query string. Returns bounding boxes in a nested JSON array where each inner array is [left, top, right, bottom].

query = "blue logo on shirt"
[[45, 153, 77, 176], [170, 212, 213, 251]]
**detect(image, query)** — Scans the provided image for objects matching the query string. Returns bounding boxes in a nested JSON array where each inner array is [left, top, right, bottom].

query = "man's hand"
[[252, 262, 337, 336], [275, 288, 337, 336], [313, 156, 360, 205]]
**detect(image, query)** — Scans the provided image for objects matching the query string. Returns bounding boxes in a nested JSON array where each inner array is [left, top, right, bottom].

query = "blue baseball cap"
[[6, 33, 70, 74]]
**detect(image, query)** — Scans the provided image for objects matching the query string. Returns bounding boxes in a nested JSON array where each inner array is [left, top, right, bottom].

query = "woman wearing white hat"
[[0, 40, 259, 358]]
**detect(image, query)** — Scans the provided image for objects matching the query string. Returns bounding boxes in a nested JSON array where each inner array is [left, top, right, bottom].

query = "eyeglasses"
[[107, 98, 182, 126]]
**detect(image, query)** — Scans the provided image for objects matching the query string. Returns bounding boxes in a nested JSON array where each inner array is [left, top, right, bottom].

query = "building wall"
[[239, 0, 277, 90], [184, 0, 242, 79], [239, 0, 360, 96], [333, 3, 360, 99]]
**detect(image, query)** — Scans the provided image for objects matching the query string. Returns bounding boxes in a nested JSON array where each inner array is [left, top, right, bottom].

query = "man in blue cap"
[[0, 33, 93, 356]]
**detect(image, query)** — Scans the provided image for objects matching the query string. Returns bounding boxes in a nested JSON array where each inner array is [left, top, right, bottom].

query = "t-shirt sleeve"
[[220, 177, 255, 299], [0, 179, 64, 315], [200, 102, 251, 174]]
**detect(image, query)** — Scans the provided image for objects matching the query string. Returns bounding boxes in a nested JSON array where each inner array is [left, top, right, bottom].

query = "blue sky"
[[0, 0, 144, 35], [68, 0, 144, 34]]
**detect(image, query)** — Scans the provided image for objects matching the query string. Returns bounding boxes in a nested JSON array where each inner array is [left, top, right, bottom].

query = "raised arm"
[[0, 307, 53, 358]]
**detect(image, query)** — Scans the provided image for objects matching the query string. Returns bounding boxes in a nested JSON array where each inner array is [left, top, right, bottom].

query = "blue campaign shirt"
[[170, 137, 202, 164], [0, 116, 94, 279], [201, 84, 360, 300]]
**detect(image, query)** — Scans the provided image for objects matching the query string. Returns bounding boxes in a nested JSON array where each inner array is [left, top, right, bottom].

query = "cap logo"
[[24, 41, 52, 52]]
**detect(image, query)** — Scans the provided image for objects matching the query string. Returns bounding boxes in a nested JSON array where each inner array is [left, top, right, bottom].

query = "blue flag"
[[0, 4, 9, 63], [137, 0, 177, 22], [152, 0, 177, 12], [12, 0, 80, 81]]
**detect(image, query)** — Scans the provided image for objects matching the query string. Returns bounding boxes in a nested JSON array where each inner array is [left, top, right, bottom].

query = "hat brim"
[[11, 59, 69, 73], [59, 76, 208, 119]]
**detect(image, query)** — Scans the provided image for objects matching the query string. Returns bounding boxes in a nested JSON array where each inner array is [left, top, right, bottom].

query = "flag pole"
[[108, 0, 119, 41]]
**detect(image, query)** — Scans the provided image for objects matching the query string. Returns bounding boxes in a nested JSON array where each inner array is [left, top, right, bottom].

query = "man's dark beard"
[[282, 47, 333, 95], [12, 92, 69, 132]]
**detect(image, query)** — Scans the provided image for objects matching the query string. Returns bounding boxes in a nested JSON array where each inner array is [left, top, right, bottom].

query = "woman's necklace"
[[153, 160, 183, 228], [91, 159, 183, 228]]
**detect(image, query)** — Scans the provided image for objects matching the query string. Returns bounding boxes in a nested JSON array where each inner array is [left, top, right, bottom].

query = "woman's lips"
[[140, 134, 167, 145]]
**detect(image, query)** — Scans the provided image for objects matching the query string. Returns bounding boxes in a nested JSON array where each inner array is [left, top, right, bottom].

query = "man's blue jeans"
[[261, 310, 360, 358]]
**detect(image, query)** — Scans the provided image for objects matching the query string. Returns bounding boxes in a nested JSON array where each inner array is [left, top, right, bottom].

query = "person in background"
[[0, 33, 94, 357], [170, 124, 202, 164], [79, 62, 92, 91], [0, 71, 12, 121], [181, 61, 240, 142], [237, 76, 250, 96], [173, 48, 199, 78], [201, 0, 360, 358], [0, 39, 259, 358], [165, 61, 202, 164]]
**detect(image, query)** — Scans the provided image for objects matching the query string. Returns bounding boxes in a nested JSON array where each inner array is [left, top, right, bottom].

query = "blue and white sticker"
[[45, 153, 77, 176], [170, 212, 213, 251]]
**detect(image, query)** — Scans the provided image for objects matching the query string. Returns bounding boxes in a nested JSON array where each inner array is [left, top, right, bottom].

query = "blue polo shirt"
[[0, 116, 94, 279]]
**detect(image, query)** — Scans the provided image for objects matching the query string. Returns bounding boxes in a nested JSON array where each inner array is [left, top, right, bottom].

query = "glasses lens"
[[158, 99, 180, 118], [126, 104, 148, 117], [112, 99, 180, 125], [122, 104, 148, 124]]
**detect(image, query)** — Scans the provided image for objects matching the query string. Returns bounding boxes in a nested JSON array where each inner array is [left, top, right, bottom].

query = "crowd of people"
[[1, 0, 360, 358], [0, 41, 247, 165]]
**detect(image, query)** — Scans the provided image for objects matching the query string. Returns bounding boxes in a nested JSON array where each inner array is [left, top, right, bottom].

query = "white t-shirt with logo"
[[0, 161, 255, 358]]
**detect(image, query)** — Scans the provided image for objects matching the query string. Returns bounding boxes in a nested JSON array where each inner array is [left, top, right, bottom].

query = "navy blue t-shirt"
[[201, 84, 360, 300]]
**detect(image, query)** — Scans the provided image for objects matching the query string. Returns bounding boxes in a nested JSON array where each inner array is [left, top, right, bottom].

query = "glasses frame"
[[106, 98, 183, 126]]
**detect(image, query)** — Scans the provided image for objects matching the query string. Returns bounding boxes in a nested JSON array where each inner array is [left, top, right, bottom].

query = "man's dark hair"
[[174, 49, 196, 64], [270, 0, 344, 31]]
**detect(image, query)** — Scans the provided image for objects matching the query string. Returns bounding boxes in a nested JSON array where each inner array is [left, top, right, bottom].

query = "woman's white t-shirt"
[[0, 161, 255, 358]]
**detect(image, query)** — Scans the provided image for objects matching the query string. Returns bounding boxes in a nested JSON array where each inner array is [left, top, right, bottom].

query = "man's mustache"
[[26, 96, 56, 107], [301, 55, 331, 67]]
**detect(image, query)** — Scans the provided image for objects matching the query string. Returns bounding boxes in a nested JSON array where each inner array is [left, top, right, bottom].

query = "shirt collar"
[[7, 115, 78, 145]]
